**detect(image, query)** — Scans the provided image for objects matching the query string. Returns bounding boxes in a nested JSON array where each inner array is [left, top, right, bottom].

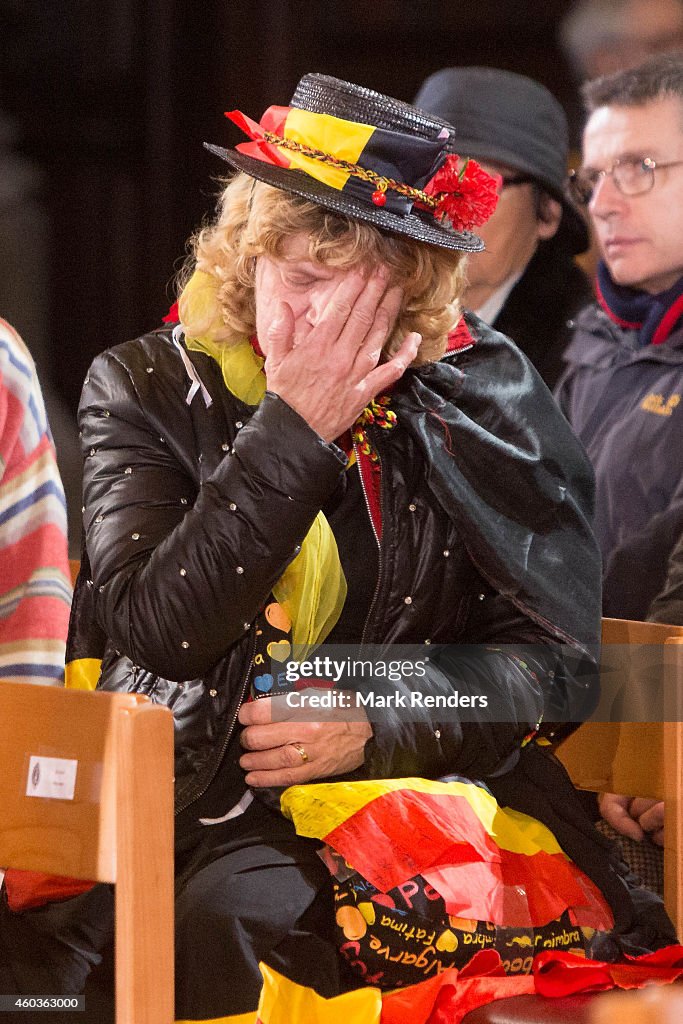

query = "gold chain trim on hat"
[[262, 130, 439, 208]]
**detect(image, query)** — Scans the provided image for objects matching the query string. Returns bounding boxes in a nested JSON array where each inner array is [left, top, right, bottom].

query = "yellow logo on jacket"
[[640, 393, 681, 416]]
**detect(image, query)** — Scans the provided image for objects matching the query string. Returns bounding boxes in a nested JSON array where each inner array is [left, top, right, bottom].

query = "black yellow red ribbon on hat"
[[225, 105, 500, 232]]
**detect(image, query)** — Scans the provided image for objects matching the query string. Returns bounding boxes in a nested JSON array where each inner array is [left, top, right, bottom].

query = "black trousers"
[[0, 797, 349, 1022]]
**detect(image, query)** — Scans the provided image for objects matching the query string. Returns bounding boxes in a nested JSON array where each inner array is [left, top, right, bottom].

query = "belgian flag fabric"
[[281, 776, 614, 930], [226, 105, 447, 215], [64, 550, 104, 691], [281, 775, 614, 993]]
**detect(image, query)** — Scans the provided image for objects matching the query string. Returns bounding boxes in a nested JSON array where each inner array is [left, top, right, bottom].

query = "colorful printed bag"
[[282, 776, 615, 989]]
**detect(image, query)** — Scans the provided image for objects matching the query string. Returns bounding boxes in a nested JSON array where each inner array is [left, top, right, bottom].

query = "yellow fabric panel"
[[182, 272, 266, 406], [178, 269, 233, 346], [281, 777, 567, 857], [257, 963, 381, 1024], [272, 510, 347, 650], [64, 658, 102, 691], [284, 108, 374, 191], [187, 330, 266, 407]]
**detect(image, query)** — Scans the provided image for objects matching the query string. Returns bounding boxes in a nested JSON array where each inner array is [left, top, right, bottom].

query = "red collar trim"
[[336, 431, 382, 540], [162, 301, 179, 324], [652, 292, 683, 345], [596, 278, 642, 331], [356, 446, 382, 542], [447, 317, 476, 351]]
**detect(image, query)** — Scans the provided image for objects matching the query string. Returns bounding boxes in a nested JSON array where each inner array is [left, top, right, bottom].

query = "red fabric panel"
[[324, 790, 611, 928], [4, 869, 95, 911]]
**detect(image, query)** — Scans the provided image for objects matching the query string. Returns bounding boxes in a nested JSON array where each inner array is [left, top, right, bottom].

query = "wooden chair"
[[0, 681, 174, 1024], [557, 617, 683, 937]]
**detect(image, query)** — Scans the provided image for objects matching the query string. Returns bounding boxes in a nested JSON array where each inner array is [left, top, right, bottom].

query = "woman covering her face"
[[2, 74, 676, 1023]]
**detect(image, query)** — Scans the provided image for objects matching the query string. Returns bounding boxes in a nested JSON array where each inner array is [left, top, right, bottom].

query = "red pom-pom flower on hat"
[[422, 155, 500, 232]]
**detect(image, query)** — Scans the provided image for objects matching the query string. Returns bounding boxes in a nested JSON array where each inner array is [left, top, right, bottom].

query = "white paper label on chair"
[[26, 756, 77, 800]]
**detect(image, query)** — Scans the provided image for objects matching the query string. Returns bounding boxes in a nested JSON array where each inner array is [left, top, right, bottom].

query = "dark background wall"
[[0, 0, 578, 415]]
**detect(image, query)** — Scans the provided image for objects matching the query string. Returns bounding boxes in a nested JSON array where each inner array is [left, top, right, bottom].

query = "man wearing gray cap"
[[414, 66, 592, 388]]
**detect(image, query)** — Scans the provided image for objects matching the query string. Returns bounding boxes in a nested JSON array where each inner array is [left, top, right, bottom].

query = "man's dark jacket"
[[494, 241, 594, 389], [556, 303, 683, 619]]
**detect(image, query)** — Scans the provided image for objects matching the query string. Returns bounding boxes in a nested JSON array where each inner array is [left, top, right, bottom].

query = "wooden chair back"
[[557, 617, 683, 937], [0, 682, 174, 1023]]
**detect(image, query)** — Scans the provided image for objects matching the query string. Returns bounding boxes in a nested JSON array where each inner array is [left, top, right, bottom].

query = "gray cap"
[[413, 67, 588, 253]]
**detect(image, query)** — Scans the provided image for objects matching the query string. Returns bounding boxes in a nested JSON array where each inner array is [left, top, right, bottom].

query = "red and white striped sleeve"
[[0, 318, 72, 684]]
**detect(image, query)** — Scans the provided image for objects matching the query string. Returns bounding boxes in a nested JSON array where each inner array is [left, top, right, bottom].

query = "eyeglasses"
[[568, 156, 683, 205]]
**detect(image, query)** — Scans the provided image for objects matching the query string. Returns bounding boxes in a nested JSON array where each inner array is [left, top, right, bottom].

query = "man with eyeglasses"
[[558, 51, 683, 622], [556, 52, 683, 874], [414, 67, 591, 388]]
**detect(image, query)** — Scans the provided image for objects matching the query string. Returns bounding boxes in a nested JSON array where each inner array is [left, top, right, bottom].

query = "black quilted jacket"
[[67, 315, 601, 815]]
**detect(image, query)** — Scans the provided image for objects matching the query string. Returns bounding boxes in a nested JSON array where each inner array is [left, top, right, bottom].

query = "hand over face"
[[254, 232, 421, 441], [238, 690, 373, 788]]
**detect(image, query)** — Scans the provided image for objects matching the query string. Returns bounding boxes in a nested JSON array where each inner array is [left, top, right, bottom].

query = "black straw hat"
[[413, 67, 589, 255], [204, 73, 491, 253]]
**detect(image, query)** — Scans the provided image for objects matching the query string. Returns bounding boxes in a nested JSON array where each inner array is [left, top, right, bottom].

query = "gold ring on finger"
[[289, 741, 309, 764]]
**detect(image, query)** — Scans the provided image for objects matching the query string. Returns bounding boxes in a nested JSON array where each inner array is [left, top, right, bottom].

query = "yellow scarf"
[[179, 270, 347, 652]]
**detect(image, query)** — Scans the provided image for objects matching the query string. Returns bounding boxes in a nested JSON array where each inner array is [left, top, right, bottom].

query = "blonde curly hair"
[[180, 173, 468, 365]]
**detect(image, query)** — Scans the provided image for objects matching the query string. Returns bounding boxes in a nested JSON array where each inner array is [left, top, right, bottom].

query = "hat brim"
[[204, 143, 485, 253]]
